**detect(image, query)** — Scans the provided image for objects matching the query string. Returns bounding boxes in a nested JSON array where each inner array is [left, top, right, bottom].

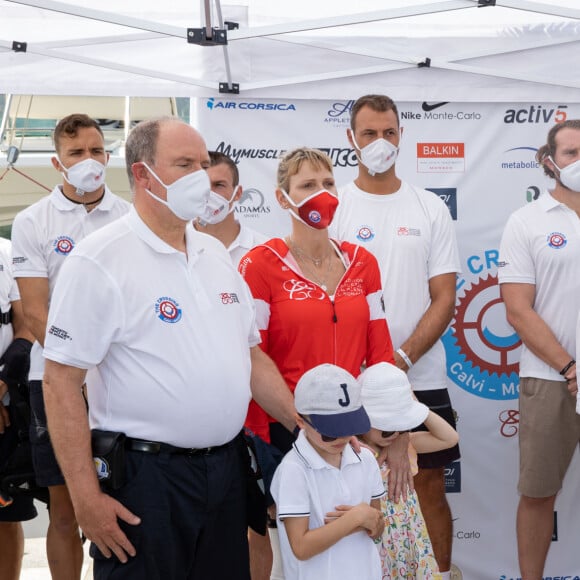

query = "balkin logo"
[[443, 275, 522, 400]]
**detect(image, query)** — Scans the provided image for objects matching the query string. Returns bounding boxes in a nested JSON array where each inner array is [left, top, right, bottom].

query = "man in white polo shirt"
[[330, 94, 460, 580], [194, 151, 267, 266], [41, 117, 295, 579], [499, 119, 580, 580], [11, 113, 130, 580]]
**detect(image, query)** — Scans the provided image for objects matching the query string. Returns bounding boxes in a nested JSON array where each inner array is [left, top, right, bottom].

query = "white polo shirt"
[[0, 239, 19, 405], [11, 185, 130, 380], [498, 192, 580, 380], [228, 223, 267, 267], [271, 430, 384, 580], [331, 181, 460, 391], [43, 207, 259, 448]]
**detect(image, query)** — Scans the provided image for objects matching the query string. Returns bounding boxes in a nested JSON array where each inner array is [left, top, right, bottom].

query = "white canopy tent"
[[0, 0, 579, 101]]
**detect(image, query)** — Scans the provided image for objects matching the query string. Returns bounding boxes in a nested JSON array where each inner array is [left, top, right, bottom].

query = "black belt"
[[126, 434, 239, 456], [0, 310, 12, 326]]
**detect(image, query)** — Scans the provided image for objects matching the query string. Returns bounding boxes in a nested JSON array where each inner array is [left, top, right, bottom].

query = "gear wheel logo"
[[443, 275, 522, 400]]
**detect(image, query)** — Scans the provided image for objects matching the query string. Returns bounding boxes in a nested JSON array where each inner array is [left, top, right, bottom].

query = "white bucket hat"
[[358, 362, 429, 431]]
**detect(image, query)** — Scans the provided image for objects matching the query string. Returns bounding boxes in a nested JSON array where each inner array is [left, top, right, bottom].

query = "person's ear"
[[51, 156, 62, 172], [346, 128, 355, 149], [132, 162, 150, 187], [233, 185, 243, 202], [276, 188, 288, 209], [295, 413, 306, 429]]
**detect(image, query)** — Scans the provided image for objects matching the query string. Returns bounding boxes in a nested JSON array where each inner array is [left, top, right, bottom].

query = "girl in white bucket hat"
[[359, 362, 459, 580]]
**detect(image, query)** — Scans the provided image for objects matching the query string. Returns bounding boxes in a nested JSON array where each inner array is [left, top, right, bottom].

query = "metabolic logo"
[[443, 274, 522, 400], [53, 235, 75, 255], [355, 225, 375, 242], [155, 296, 182, 324], [234, 188, 271, 219]]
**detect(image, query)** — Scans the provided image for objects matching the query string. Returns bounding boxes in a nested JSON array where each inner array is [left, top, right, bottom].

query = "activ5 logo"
[[443, 249, 522, 400], [503, 104, 567, 124]]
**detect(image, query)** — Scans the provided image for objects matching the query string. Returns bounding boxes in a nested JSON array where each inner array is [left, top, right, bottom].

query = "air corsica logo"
[[53, 236, 75, 255], [206, 97, 296, 111], [547, 232, 567, 249], [355, 225, 375, 242], [443, 271, 522, 400], [155, 297, 182, 324]]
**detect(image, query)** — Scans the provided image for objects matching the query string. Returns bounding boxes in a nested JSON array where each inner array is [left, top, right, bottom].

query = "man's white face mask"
[[59, 157, 106, 196], [351, 134, 399, 176], [198, 186, 240, 225], [142, 163, 211, 221], [549, 157, 580, 192]]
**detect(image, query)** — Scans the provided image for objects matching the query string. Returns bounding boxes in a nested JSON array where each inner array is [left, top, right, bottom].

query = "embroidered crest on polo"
[[356, 225, 375, 242], [155, 296, 182, 323], [547, 231, 567, 249], [53, 235, 75, 255]]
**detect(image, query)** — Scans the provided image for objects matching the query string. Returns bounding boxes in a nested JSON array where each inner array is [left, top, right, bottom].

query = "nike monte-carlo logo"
[[422, 102, 449, 112]]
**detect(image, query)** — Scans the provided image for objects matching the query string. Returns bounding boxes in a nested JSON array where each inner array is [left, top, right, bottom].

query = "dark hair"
[[209, 151, 239, 186], [53, 113, 103, 153], [536, 119, 580, 179], [350, 94, 400, 131]]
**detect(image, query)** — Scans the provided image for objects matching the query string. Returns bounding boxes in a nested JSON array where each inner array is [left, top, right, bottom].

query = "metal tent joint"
[[478, 0, 496, 7], [11, 41, 27, 53], [187, 27, 228, 46], [219, 82, 239, 94], [418, 57, 431, 68]]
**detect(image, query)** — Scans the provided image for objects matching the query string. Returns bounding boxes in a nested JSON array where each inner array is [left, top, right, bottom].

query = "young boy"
[[271, 363, 385, 580]]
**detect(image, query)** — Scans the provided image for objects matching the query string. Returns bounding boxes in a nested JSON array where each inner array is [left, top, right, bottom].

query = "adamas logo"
[[235, 188, 271, 219], [443, 265, 522, 400]]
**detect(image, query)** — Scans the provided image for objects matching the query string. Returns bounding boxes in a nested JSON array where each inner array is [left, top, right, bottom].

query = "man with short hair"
[[194, 151, 266, 265], [11, 113, 130, 579], [330, 94, 461, 579], [0, 237, 35, 580], [41, 117, 295, 579], [499, 119, 580, 580]]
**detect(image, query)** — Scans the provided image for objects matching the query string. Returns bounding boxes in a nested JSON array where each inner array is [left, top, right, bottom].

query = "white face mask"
[[550, 157, 580, 192], [351, 134, 398, 176], [59, 157, 106, 196], [142, 163, 211, 221], [198, 186, 240, 225]]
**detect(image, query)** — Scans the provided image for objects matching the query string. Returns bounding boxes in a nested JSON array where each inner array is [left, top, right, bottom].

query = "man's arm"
[[43, 359, 140, 562], [394, 272, 456, 371], [15, 277, 49, 346], [249, 346, 296, 432], [501, 282, 577, 394]]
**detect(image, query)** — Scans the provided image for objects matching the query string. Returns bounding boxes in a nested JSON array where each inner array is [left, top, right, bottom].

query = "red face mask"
[[281, 189, 339, 230]]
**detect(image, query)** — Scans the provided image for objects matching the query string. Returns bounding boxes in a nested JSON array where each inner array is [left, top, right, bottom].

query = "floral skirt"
[[376, 490, 441, 580]]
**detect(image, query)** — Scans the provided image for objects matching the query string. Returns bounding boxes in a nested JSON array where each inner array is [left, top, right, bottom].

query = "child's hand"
[[325, 504, 384, 540]]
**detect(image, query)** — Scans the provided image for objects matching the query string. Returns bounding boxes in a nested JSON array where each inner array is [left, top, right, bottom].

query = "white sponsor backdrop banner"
[[197, 98, 580, 580]]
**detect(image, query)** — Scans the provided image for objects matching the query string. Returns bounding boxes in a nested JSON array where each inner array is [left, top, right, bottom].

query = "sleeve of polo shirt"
[[361, 449, 387, 500], [238, 247, 272, 352], [43, 253, 123, 369], [271, 457, 311, 521], [427, 197, 461, 280], [11, 210, 48, 278], [498, 213, 535, 285], [362, 248, 395, 366]]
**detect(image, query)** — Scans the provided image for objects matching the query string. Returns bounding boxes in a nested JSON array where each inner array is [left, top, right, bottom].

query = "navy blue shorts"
[[413, 388, 460, 469], [29, 380, 65, 487], [0, 405, 37, 522], [92, 434, 250, 580]]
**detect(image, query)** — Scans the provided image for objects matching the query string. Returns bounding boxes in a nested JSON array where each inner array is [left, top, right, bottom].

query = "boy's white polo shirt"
[[272, 430, 384, 580], [331, 181, 460, 391], [43, 207, 259, 448], [11, 185, 130, 380], [499, 192, 580, 380]]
